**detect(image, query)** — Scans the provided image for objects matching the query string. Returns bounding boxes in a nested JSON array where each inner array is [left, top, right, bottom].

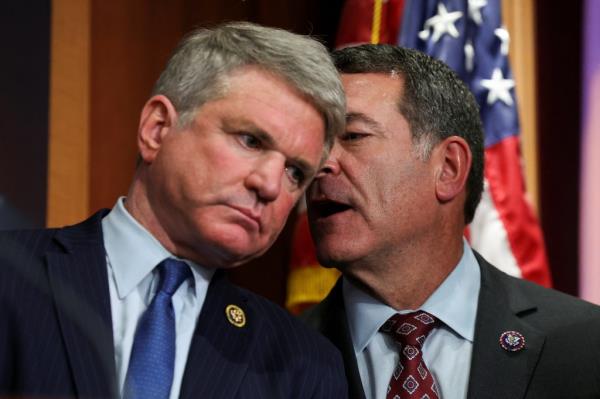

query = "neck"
[[125, 176, 179, 257], [344, 229, 464, 310]]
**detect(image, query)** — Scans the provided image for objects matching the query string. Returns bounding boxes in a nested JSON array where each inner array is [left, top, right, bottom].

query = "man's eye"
[[341, 132, 367, 142], [285, 165, 305, 186], [240, 134, 261, 149]]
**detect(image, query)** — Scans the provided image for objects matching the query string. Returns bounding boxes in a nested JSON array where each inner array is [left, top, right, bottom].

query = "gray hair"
[[332, 44, 484, 224], [152, 22, 346, 153]]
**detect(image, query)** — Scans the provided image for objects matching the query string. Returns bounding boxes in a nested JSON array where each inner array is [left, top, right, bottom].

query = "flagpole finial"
[[371, 0, 383, 44]]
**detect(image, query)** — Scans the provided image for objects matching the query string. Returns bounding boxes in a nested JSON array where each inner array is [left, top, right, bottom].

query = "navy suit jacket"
[[0, 211, 348, 398], [303, 253, 600, 399]]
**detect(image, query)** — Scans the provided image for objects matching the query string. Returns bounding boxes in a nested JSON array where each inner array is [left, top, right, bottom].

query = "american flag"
[[398, 0, 550, 284], [286, 0, 551, 313]]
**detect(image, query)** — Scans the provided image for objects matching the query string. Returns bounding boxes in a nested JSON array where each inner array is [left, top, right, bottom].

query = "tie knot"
[[157, 258, 192, 296], [380, 311, 438, 347]]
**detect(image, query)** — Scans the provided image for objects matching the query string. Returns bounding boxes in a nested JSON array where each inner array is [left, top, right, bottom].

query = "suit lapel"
[[312, 279, 366, 399], [467, 254, 545, 399], [180, 272, 261, 399], [46, 211, 118, 398]]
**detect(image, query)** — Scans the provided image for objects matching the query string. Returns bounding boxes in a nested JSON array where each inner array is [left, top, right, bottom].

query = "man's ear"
[[434, 136, 472, 203], [137, 95, 178, 164]]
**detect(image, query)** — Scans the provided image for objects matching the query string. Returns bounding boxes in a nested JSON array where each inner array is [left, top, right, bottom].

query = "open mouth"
[[310, 200, 353, 218]]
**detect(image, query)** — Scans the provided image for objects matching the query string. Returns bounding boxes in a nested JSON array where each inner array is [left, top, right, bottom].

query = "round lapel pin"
[[225, 304, 246, 328], [499, 330, 525, 352]]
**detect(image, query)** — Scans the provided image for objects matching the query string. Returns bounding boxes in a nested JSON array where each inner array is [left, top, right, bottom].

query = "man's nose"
[[245, 155, 284, 202], [316, 144, 341, 178]]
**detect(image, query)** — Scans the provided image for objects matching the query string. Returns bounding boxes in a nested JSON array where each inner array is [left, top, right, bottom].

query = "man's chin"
[[191, 223, 273, 265], [223, 246, 270, 268], [180, 233, 271, 269], [207, 242, 271, 269], [314, 245, 357, 270]]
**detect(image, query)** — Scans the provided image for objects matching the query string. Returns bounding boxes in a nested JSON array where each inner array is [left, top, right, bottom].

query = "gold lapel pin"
[[225, 304, 246, 328]]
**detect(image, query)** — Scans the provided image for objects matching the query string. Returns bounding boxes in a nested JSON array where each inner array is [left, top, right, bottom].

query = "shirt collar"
[[101, 197, 215, 299], [343, 239, 481, 354]]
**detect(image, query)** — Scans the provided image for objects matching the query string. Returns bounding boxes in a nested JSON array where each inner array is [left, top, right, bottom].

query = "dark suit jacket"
[[303, 253, 600, 399], [0, 211, 348, 398]]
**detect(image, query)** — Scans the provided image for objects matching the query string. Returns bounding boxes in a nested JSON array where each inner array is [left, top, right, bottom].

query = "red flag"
[[336, 0, 405, 47]]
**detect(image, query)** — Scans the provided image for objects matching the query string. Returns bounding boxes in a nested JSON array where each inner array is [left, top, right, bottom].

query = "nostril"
[[316, 167, 330, 178], [321, 165, 334, 173], [317, 160, 339, 177]]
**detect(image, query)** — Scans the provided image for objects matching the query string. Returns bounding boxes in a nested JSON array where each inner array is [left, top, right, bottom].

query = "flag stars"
[[465, 40, 475, 72], [495, 26, 510, 55], [418, 3, 463, 43], [480, 68, 515, 106], [468, 0, 487, 25]]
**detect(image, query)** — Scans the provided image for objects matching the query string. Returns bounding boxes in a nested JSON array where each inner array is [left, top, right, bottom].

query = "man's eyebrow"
[[346, 112, 385, 134], [223, 118, 277, 148], [223, 117, 317, 179], [251, 129, 277, 148]]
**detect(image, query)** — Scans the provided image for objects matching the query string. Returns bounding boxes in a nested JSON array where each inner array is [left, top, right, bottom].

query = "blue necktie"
[[123, 258, 192, 399]]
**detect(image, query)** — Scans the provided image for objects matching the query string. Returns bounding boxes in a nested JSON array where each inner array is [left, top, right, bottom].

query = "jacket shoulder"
[[300, 277, 344, 330], [0, 210, 108, 258], [237, 284, 341, 354], [227, 283, 348, 396], [480, 254, 600, 328], [0, 228, 58, 254]]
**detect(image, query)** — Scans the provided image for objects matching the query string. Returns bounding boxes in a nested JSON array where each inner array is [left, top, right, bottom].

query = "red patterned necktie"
[[380, 311, 440, 399]]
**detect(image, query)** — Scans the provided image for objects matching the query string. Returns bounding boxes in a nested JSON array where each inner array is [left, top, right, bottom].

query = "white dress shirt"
[[344, 240, 481, 399], [102, 197, 215, 399]]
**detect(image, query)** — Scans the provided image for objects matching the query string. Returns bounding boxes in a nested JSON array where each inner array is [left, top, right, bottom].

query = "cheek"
[[183, 154, 245, 198], [370, 162, 426, 216], [269, 194, 297, 225], [359, 160, 394, 206]]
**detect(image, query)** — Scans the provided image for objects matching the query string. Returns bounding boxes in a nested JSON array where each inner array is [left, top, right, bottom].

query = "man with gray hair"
[[0, 22, 347, 399]]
